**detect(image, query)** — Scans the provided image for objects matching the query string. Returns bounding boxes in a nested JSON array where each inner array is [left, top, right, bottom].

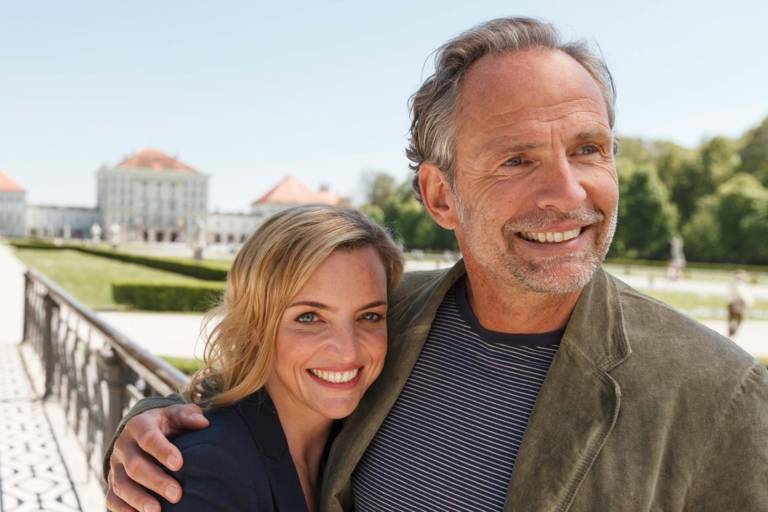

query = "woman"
[[162, 205, 403, 511]]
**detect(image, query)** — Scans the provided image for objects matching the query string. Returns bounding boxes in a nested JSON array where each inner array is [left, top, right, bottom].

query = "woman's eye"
[[296, 312, 318, 323], [361, 312, 383, 322]]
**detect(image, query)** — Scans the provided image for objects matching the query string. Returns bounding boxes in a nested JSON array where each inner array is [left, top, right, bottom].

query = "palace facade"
[[0, 149, 339, 245]]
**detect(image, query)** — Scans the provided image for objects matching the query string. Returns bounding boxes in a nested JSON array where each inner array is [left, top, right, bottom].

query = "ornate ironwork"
[[21, 268, 189, 487]]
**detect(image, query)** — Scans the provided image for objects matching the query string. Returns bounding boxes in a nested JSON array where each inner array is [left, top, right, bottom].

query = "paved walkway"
[[0, 242, 104, 511]]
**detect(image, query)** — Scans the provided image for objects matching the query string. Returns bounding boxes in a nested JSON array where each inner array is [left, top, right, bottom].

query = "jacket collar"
[[321, 263, 632, 512], [503, 266, 631, 511], [237, 390, 309, 512]]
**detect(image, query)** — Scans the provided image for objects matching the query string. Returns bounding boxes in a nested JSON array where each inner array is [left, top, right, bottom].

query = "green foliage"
[[12, 247, 209, 309], [73, 246, 228, 280], [161, 356, 204, 375], [112, 281, 225, 311], [739, 117, 768, 186], [683, 174, 768, 265], [700, 136, 740, 187], [360, 171, 457, 251], [613, 166, 678, 259]]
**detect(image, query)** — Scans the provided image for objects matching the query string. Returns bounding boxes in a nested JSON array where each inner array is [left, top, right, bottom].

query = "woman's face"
[[266, 246, 389, 422]]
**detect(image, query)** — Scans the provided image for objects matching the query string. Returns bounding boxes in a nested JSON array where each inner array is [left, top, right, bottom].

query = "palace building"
[[0, 149, 340, 246]]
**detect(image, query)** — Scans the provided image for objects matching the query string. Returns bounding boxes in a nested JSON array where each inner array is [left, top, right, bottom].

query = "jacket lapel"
[[503, 268, 631, 511], [321, 262, 467, 511], [237, 392, 309, 512]]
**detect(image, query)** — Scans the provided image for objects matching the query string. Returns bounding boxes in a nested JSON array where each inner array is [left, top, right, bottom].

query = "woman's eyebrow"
[[288, 301, 331, 310], [286, 300, 387, 310]]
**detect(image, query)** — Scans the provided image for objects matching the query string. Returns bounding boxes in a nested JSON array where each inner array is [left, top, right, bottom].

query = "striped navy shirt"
[[352, 278, 561, 511]]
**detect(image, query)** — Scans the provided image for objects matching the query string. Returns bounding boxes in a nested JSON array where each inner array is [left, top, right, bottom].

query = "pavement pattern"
[[0, 242, 104, 511]]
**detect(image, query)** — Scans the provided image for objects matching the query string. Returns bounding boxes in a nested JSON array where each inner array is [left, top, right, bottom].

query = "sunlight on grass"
[[14, 248, 211, 309]]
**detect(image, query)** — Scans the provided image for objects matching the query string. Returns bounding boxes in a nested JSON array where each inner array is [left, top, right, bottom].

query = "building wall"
[[97, 167, 208, 242], [206, 211, 266, 245], [0, 190, 26, 237], [25, 205, 99, 239]]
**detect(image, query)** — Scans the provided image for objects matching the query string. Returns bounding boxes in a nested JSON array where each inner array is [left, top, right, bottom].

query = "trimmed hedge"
[[76, 247, 228, 281], [112, 281, 225, 311], [6, 239, 60, 250], [7, 239, 229, 280]]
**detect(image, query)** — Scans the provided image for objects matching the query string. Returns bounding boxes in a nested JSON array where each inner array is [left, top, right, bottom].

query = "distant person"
[[727, 269, 754, 336], [106, 17, 768, 512]]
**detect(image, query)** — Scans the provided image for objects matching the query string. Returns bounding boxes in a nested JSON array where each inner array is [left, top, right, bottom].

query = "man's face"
[[448, 49, 618, 294]]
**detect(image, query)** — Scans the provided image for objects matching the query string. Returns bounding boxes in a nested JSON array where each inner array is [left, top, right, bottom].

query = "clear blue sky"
[[2, 0, 766, 209]]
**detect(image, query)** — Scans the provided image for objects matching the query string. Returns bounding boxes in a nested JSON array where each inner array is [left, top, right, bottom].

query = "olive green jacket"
[[110, 263, 768, 511]]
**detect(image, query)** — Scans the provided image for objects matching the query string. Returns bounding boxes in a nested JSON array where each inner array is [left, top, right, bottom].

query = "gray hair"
[[407, 17, 616, 198]]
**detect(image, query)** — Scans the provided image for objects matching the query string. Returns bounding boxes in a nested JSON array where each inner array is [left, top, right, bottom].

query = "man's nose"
[[534, 155, 588, 212]]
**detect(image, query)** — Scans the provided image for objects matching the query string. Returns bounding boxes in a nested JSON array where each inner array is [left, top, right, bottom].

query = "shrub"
[[77, 247, 228, 281], [112, 281, 224, 311]]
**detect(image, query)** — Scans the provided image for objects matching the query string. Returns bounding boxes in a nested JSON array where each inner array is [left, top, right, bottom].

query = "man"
[[106, 17, 768, 512]]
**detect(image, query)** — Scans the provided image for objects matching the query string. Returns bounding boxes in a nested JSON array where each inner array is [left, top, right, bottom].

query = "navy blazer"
[[161, 391, 308, 511]]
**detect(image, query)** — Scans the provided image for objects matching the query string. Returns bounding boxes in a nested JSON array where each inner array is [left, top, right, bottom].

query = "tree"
[[613, 166, 679, 259], [683, 174, 768, 264], [361, 171, 399, 209], [738, 116, 768, 186], [700, 136, 740, 188]]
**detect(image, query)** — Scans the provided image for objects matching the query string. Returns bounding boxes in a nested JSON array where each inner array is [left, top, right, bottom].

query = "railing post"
[[22, 272, 31, 343], [42, 293, 56, 398], [99, 346, 132, 457]]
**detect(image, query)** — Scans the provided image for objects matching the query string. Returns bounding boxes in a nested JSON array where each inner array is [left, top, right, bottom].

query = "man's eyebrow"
[[481, 138, 542, 153], [575, 129, 612, 141]]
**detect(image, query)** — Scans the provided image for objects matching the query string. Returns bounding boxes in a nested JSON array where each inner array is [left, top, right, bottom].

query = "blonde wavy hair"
[[185, 205, 403, 408]]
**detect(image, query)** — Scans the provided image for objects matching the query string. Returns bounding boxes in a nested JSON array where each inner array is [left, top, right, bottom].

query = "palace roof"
[[0, 171, 24, 192], [252, 175, 339, 206], [116, 149, 199, 174]]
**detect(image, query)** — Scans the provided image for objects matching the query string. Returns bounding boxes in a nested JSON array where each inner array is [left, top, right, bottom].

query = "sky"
[[2, 0, 767, 209]]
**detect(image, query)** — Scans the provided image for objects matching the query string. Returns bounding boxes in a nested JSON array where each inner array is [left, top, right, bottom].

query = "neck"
[[462, 263, 582, 333], [269, 392, 333, 512]]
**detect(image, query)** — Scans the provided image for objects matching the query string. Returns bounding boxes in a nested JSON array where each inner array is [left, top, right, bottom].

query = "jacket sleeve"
[[161, 442, 263, 511], [684, 362, 768, 511], [102, 394, 186, 481]]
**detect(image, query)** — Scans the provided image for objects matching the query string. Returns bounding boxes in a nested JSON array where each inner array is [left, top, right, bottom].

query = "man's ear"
[[419, 163, 459, 230]]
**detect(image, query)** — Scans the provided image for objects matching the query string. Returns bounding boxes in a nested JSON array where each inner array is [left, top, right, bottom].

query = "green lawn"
[[14, 248, 212, 309], [642, 290, 768, 315]]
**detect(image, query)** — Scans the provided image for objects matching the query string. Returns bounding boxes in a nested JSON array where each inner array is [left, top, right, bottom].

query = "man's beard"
[[460, 202, 617, 295]]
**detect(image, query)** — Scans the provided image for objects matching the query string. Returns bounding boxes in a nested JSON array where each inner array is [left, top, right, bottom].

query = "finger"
[[105, 488, 140, 512], [120, 447, 183, 503], [110, 464, 167, 511], [133, 426, 184, 472], [165, 403, 210, 431]]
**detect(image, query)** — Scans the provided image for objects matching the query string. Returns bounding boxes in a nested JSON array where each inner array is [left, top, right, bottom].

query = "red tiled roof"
[[116, 149, 198, 173], [252, 176, 339, 206], [0, 171, 24, 192]]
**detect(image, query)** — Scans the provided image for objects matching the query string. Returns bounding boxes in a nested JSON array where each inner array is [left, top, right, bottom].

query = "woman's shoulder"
[[171, 404, 252, 452]]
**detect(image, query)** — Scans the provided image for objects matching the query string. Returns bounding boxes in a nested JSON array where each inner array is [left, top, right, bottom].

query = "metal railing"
[[22, 267, 190, 486]]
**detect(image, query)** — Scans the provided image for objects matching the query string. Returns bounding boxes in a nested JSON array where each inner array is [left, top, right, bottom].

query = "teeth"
[[309, 368, 359, 384], [521, 228, 581, 243]]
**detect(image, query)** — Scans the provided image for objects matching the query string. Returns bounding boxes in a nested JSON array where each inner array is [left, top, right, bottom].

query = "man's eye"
[[296, 312, 318, 323], [504, 156, 525, 167], [361, 312, 383, 322], [578, 144, 599, 155]]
